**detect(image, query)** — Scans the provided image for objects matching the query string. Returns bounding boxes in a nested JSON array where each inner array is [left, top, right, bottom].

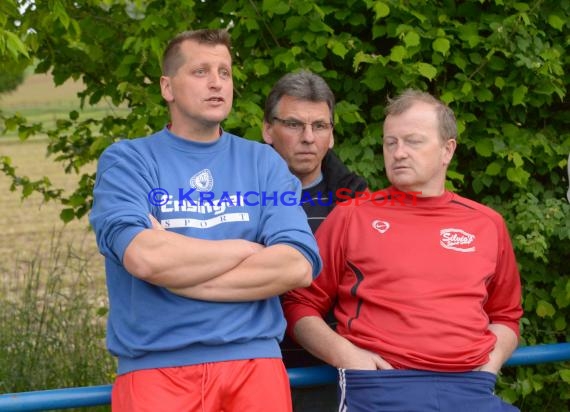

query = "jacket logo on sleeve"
[[189, 169, 214, 192], [372, 219, 390, 234], [440, 228, 476, 252]]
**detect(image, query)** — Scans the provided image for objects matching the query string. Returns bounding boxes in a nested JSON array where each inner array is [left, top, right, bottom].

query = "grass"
[[0, 233, 114, 412], [0, 233, 115, 389], [0, 73, 114, 409]]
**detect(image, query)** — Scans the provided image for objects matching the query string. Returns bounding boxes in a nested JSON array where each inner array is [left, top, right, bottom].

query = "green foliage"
[[0, 63, 26, 94], [0, 1, 29, 93], [0, 0, 568, 408]]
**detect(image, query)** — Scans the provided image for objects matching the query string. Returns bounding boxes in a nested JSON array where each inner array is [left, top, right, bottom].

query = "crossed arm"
[[123, 215, 312, 301]]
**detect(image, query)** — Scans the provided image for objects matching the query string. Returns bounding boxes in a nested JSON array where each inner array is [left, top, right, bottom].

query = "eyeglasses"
[[272, 117, 333, 136]]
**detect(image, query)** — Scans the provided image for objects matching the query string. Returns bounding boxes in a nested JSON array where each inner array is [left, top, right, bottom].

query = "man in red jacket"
[[283, 89, 523, 412]]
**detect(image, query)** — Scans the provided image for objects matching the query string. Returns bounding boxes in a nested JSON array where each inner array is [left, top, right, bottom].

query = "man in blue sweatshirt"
[[89, 29, 321, 412]]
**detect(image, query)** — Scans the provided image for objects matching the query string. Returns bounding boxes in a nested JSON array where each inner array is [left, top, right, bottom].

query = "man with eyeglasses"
[[263, 70, 368, 411]]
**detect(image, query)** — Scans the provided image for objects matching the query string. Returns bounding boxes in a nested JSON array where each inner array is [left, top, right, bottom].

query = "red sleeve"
[[484, 217, 523, 337], [282, 203, 352, 339]]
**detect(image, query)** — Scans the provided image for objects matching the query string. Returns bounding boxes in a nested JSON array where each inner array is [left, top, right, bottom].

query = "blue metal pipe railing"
[[1, 343, 569, 412]]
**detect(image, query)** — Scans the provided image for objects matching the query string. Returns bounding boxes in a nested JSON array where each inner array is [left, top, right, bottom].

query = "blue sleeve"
[[257, 147, 323, 278], [89, 141, 153, 265]]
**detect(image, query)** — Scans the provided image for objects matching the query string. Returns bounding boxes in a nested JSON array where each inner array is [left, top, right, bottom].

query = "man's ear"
[[160, 76, 174, 102], [262, 121, 273, 144], [329, 134, 334, 149], [443, 138, 457, 166]]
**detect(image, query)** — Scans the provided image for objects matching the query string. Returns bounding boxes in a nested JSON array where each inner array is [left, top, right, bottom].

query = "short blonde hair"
[[385, 89, 457, 142], [162, 29, 232, 76]]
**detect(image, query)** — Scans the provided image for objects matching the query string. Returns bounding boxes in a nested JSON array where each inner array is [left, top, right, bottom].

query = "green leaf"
[[512, 85, 528, 106], [2, 31, 30, 58], [461, 82, 472, 95], [475, 138, 494, 157], [60, 208, 76, 223], [554, 316, 567, 331], [535, 300, 555, 318], [335, 101, 365, 124], [486, 161, 502, 176], [506, 167, 530, 186], [451, 54, 467, 71], [262, 0, 290, 14], [96, 307, 109, 317], [253, 60, 269, 76], [329, 39, 348, 58], [53, 0, 70, 29], [475, 88, 493, 102], [513, 2, 530, 11], [372, 1, 390, 20], [498, 388, 518, 404], [512, 152, 524, 168], [547, 14, 565, 31], [353, 51, 381, 70], [389, 46, 407, 63], [446, 169, 464, 183], [440, 91, 455, 105], [432, 38, 450, 55], [362, 66, 386, 91], [404, 31, 420, 47], [495, 77, 505, 89], [417, 62, 437, 80]]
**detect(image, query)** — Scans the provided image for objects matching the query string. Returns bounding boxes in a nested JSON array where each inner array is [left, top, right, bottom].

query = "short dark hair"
[[162, 29, 232, 76], [264, 70, 335, 123], [385, 89, 457, 142]]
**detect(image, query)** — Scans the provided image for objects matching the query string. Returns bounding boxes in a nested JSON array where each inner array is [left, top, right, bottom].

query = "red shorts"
[[112, 358, 292, 412]]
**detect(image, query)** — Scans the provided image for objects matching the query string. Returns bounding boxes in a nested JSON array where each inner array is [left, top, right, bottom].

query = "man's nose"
[[393, 141, 408, 158], [208, 73, 222, 88], [301, 125, 316, 143]]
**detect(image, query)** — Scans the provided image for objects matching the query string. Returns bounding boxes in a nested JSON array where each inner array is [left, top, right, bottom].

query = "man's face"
[[263, 95, 334, 187], [160, 40, 233, 138], [382, 101, 456, 197]]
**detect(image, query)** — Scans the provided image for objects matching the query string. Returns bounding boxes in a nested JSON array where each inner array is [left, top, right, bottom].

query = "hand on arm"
[[476, 323, 518, 374], [168, 244, 313, 301], [123, 214, 264, 288], [293, 316, 393, 371]]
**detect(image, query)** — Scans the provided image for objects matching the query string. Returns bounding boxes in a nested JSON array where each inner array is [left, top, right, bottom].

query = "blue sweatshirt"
[[89, 128, 322, 375]]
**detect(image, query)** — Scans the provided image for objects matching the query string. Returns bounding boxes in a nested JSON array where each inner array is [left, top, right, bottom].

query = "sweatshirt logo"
[[440, 228, 476, 252], [190, 169, 214, 192], [372, 219, 390, 234]]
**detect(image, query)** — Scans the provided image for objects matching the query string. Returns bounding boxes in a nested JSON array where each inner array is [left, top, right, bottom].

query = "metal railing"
[[0, 343, 569, 411]]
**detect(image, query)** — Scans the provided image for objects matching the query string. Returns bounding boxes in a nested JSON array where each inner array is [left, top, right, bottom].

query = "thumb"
[[148, 214, 165, 230], [373, 355, 394, 370]]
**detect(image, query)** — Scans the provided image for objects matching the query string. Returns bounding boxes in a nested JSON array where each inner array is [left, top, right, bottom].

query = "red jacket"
[[284, 187, 523, 372]]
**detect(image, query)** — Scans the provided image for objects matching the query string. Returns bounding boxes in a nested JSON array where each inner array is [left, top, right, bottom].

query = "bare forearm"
[[293, 316, 352, 367], [123, 229, 262, 288], [293, 316, 393, 370], [478, 323, 519, 374], [169, 244, 312, 301]]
